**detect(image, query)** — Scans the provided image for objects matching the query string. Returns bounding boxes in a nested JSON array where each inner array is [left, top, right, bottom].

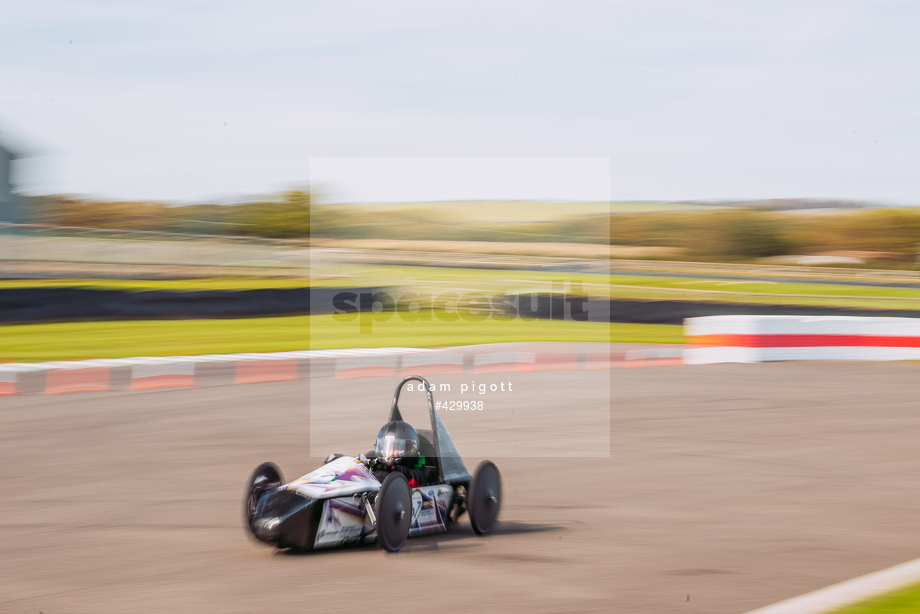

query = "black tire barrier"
[[0, 287, 384, 324]]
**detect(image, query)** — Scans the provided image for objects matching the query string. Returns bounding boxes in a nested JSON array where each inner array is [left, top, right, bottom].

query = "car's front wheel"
[[243, 462, 284, 540], [375, 472, 411, 552]]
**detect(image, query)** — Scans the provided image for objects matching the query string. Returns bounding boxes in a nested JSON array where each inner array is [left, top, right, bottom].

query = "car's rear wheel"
[[375, 472, 411, 553], [244, 462, 284, 538], [469, 460, 501, 535]]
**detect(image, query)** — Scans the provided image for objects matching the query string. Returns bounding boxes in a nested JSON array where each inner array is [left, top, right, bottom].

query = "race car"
[[243, 375, 502, 553]]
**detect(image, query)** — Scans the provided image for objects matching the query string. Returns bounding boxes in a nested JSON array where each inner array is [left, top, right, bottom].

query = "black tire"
[[375, 472, 411, 553], [244, 462, 284, 537], [469, 460, 501, 535]]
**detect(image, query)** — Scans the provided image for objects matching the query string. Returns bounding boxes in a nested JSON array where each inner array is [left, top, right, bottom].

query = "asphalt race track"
[[3, 361, 920, 613]]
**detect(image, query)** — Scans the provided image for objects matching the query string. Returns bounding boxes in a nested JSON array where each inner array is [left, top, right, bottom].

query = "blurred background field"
[[13, 192, 920, 262], [3, 191, 920, 362]]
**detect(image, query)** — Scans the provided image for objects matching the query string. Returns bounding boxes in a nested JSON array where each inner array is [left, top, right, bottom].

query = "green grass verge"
[[831, 581, 920, 613], [309, 313, 681, 350], [0, 315, 679, 362], [606, 274, 920, 299], [0, 317, 312, 362]]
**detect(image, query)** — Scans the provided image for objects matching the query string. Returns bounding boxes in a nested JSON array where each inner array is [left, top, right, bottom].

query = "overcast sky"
[[1, 1, 918, 204]]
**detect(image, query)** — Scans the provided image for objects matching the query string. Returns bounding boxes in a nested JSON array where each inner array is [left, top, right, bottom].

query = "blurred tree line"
[[607, 209, 920, 261], [29, 190, 312, 238], [23, 192, 920, 262]]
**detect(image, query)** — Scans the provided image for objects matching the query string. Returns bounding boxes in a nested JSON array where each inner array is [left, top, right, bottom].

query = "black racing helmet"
[[375, 421, 420, 463]]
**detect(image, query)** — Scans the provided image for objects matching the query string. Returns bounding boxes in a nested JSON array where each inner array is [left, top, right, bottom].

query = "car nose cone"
[[253, 516, 281, 541]]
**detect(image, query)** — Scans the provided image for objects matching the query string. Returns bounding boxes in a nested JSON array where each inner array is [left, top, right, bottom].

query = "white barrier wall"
[[684, 315, 920, 364]]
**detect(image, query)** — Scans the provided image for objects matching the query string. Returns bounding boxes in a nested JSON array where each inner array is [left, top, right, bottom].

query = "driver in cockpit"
[[366, 420, 428, 487]]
